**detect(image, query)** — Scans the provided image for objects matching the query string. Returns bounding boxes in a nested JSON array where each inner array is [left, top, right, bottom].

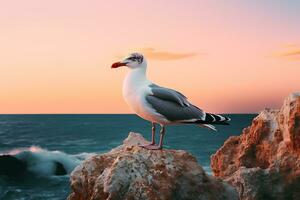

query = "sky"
[[0, 0, 300, 114]]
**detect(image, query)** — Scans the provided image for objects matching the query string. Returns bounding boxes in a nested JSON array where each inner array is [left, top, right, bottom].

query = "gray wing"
[[149, 84, 190, 107], [147, 84, 205, 122]]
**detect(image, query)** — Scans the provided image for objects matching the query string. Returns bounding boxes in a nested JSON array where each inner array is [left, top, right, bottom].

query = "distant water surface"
[[0, 114, 256, 200]]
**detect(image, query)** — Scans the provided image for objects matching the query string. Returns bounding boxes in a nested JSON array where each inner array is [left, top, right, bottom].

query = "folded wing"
[[147, 84, 205, 122]]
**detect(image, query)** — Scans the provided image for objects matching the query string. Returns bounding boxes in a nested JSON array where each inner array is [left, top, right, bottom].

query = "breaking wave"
[[0, 146, 95, 177]]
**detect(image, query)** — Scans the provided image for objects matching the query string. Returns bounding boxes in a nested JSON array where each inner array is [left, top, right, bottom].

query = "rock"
[[0, 155, 27, 177], [68, 133, 238, 200], [211, 93, 300, 200]]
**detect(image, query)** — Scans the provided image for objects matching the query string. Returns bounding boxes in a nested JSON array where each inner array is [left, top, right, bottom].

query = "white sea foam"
[[1, 146, 95, 176]]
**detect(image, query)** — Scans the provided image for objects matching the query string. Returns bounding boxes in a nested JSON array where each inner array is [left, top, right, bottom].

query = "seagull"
[[111, 53, 230, 150]]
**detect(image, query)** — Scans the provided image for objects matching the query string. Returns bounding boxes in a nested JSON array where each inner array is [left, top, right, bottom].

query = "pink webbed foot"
[[141, 144, 162, 150], [139, 142, 154, 148]]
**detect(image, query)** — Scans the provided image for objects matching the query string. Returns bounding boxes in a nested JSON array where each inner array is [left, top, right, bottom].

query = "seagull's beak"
[[111, 61, 127, 69]]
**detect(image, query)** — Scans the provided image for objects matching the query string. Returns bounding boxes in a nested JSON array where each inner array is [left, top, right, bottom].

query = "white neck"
[[124, 62, 149, 84], [123, 64, 150, 99]]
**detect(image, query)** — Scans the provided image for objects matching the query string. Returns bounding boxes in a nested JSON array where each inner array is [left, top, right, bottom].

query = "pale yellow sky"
[[0, 0, 299, 114]]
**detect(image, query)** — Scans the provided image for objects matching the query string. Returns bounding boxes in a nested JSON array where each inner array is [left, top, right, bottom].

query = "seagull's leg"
[[139, 122, 156, 147], [142, 125, 165, 150], [157, 125, 165, 149], [150, 122, 156, 145]]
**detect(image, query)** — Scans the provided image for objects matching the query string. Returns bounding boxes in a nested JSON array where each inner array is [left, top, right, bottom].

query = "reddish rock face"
[[211, 93, 300, 200], [68, 133, 238, 200]]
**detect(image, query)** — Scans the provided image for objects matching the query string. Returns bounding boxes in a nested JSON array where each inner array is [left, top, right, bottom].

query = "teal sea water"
[[0, 114, 256, 200]]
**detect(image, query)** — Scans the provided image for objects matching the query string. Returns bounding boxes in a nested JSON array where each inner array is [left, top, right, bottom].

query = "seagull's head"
[[111, 53, 146, 70]]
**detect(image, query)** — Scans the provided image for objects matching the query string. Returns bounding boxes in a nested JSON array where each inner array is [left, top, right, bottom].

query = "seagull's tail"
[[197, 124, 217, 131], [201, 113, 231, 125], [179, 113, 230, 131], [194, 113, 230, 131]]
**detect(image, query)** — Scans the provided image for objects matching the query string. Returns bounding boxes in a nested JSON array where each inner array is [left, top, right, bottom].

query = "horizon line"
[[0, 113, 258, 115]]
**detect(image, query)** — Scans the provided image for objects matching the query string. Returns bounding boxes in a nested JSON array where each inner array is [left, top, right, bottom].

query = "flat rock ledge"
[[211, 93, 300, 200], [68, 133, 237, 200]]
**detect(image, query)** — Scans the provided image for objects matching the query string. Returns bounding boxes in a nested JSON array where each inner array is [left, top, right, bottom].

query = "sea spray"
[[0, 146, 95, 177]]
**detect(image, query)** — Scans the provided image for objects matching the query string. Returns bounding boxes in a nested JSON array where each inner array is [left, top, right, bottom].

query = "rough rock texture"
[[211, 93, 300, 200], [68, 133, 237, 200]]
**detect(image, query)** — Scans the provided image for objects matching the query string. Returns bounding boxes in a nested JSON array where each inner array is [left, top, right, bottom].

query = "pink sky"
[[0, 0, 299, 114]]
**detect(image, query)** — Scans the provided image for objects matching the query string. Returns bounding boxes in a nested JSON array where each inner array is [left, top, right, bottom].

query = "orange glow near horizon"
[[0, 0, 300, 114]]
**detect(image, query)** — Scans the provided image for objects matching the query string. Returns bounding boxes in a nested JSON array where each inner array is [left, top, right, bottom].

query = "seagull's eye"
[[128, 57, 136, 61]]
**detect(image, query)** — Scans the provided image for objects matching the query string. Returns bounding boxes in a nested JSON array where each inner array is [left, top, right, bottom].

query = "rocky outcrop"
[[68, 133, 237, 200], [211, 93, 300, 200]]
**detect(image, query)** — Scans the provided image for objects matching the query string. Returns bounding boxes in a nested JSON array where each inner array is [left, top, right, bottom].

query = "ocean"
[[0, 114, 256, 200]]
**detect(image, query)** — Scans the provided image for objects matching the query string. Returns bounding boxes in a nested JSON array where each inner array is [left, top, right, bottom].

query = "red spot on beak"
[[111, 62, 127, 68]]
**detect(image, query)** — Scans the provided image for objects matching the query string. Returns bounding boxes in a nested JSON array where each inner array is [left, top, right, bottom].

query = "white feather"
[[198, 124, 217, 131], [122, 66, 169, 125]]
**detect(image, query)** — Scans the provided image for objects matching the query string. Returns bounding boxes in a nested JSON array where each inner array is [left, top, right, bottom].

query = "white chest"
[[122, 69, 165, 123], [122, 73, 150, 116]]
